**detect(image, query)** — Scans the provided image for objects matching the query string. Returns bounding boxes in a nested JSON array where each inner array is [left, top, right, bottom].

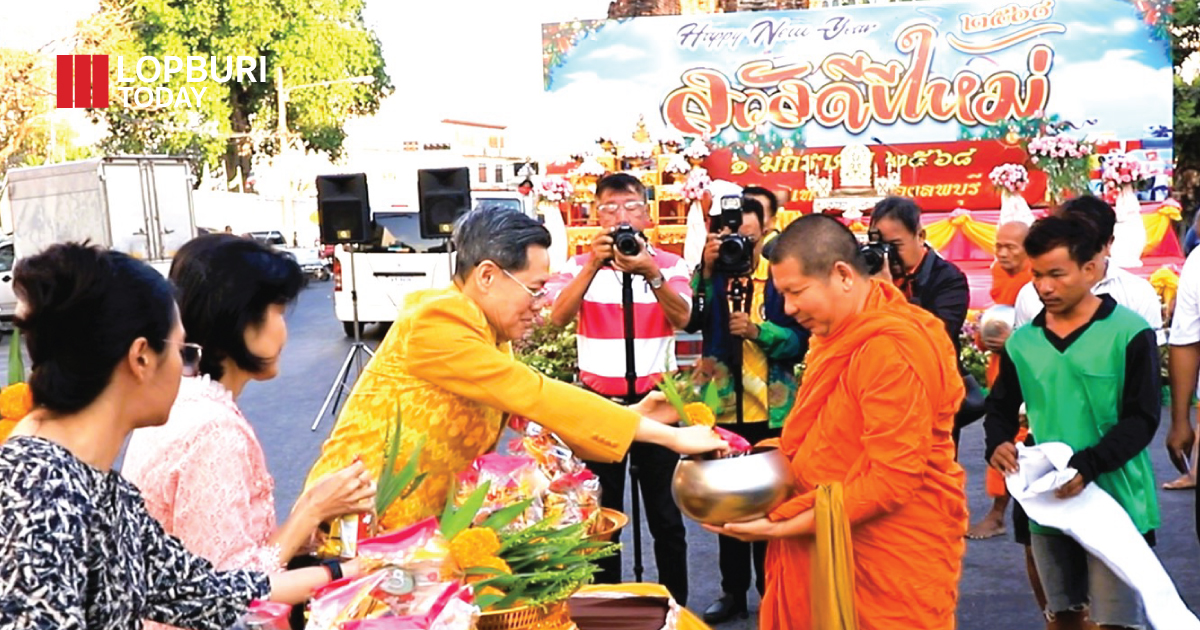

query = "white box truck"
[[5, 156, 197, 276]]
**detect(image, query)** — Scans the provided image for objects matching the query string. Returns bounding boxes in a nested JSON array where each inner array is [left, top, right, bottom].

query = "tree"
[[0, 48, 51, 174], [93, 0, 392, 191], [1175, 0, 1200, 214], [0, 4, 128, 176]]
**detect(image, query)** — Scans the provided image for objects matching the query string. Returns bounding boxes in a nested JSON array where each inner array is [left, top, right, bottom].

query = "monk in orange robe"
[[967, 221, 1031, 540], [709, 215, 967, 630]]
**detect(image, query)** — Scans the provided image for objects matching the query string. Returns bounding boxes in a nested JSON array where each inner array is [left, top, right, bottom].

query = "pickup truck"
[[331, 211, 453, 337]]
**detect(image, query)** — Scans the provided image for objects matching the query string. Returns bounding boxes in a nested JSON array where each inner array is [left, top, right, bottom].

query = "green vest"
[[1006, 304, 1160, 535]]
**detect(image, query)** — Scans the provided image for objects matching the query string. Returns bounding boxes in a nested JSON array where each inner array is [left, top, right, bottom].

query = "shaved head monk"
[[709, 214, 968, 629]]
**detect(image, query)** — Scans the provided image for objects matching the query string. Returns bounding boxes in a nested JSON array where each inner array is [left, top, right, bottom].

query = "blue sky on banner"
[[541, 0, 1171, 150]]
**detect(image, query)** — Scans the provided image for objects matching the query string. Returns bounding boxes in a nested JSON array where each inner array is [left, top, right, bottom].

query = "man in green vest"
[[984, 214, 1160, 630]]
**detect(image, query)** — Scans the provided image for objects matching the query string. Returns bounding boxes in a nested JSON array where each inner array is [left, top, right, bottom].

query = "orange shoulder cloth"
[[781, 280, 963, 456], [989, 261, 1031, 306]]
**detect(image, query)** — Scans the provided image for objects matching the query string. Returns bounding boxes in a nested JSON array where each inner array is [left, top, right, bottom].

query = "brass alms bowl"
[[671, 448, 795, 525]]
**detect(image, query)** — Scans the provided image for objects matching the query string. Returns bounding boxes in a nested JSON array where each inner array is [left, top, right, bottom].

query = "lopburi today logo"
[[57, 54, 268, 109]]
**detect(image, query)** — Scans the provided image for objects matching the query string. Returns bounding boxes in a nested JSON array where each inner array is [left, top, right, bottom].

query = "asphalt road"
[[10, 281, 1195, 629]]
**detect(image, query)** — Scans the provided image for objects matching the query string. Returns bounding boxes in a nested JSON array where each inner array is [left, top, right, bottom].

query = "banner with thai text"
[[541, 0, 1172, 211]]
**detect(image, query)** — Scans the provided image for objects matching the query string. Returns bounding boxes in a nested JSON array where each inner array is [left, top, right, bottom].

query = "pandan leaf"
[[492, 584, 527, 610], [655, 356, 688, 418], [703, 380, 722, 414], [439, 480, 492, 541], [463, 566, 510, 578], [375, 405, 427, 516], [474, 592, 505, 610], [480, 498, 535, 532], [7, 328, 22, 386]]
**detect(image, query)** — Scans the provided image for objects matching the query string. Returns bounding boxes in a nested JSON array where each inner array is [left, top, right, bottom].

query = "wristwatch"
[[648, 274, 666, 290]]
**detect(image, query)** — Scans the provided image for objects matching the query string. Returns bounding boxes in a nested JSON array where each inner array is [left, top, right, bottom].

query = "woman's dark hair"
[[14, 242, 176, 413], [169, 234, 305, 380]]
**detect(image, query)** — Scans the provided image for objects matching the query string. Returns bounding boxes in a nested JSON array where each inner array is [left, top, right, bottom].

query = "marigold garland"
[[0, 382, 31, 421], [683, 402, 716, 428], [448, 527, 501, 570]]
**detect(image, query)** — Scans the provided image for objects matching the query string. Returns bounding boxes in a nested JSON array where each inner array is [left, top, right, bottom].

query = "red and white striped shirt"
[[549, 248, 692, 397]]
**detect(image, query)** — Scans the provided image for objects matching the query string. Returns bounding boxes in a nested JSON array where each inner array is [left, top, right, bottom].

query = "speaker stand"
[[311, 248, 374, 432]]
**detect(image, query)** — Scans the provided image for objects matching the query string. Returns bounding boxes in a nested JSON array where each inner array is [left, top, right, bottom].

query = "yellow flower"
[[464, 555, 512, 585], [683, 402, 716, 427], [448, 527, 501, 571], [0, 383, 32, 421]]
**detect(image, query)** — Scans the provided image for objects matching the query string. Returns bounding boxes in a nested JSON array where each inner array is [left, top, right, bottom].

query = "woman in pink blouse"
[[123, 235, 374, 616]]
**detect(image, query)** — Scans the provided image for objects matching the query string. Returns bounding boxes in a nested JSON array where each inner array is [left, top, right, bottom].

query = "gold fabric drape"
[[811, 483, 858, 630]]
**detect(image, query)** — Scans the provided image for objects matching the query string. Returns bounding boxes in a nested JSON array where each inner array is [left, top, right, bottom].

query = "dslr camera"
[[609, 223, 643, 259], [859, 229, 905, 278], [711, 195, 755, 277]]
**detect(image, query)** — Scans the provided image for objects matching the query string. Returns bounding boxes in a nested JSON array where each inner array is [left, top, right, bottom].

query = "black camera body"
[[610, 223, 643, 258], [859, 229, 905, 278], [712, 195, 755, 277]]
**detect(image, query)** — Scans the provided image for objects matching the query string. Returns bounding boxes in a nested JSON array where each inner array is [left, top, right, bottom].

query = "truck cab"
[[331, 210, 453, 336]]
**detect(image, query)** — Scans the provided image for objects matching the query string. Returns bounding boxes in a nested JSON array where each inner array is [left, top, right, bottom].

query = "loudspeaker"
[[417, 167, 471, 239], [316, 173, 370, 244]]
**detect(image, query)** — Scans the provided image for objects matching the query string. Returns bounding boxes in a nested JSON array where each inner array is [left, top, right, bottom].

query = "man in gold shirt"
[[305, 208, 727, 531]]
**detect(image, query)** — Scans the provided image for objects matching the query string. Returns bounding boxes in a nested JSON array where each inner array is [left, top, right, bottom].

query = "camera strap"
[[622, 272, 637, 401], [728, 278, 747, 426]]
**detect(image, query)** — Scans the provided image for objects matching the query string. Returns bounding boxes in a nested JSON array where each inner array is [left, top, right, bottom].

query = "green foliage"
[[440, 481, 491, 542], [514, 318, 578, 383], [1175, 0, 1200, 213], [475, 517, 619, 609], [375, 405, 427, 517], [959, 333, 990, 389], [93, 0, 392, 186], [7, 329, 23, 386]]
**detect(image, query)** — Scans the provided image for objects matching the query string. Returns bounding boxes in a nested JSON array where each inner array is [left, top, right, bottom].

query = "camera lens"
[[718, 236, 745, 262], [613, 231, 641, 257], [860, 244, 885, 275]]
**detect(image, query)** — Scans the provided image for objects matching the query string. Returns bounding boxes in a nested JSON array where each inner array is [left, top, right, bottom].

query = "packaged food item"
[[455, 454, 549, 531], [232, 601, 291, 630], [321, 512, 376, 559], [307, 571, 462, 630], [357, 518, 444, 566], [337, 584, 475, 630], [544, 469, 601, 531], [714, 426, 752, 454]]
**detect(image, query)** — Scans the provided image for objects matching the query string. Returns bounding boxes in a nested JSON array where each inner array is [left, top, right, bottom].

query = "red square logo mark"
[[56, 54, 109, 108]]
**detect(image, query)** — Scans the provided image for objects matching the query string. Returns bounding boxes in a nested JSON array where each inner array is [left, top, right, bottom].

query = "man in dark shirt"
[[984, 215, 1160, 630], [870, 197, 978, 441]]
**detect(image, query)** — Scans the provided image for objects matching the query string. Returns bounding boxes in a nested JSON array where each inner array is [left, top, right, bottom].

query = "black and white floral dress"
[[0, 436, 271, 629]]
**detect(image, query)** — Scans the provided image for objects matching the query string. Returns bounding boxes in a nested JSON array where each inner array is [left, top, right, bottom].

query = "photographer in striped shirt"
[[548, 172, 693, 604]]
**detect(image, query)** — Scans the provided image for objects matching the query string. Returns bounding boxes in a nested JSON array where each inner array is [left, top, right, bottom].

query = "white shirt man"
[[1013, 260, 1164, 345]]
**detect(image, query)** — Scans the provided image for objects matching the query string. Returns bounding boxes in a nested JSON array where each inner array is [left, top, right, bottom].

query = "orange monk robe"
[[981, 261, 1032, 386], [761, 280, 968, 630]]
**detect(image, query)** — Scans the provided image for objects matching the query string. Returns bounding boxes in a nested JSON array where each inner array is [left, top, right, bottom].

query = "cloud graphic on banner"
[[531, 71, 670, 155], [585, 43, 648, 62], [1062, 18, 1139, 36], [1046, 50, 1171, 137]]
